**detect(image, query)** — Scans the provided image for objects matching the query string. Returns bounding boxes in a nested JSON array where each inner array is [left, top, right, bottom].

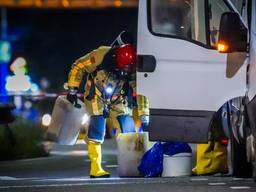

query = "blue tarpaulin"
[[138, 142, 192, 177]]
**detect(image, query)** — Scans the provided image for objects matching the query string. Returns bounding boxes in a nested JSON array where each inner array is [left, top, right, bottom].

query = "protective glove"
[[140, 115, 150, 131], [67, 88, 80, 108]]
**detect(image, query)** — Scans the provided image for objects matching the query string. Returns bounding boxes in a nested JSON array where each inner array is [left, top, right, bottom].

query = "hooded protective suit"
[[67, 32, 149, 178]]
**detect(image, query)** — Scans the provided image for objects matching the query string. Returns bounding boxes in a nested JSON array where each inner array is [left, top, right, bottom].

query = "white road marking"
[[36, 177, 148, 182], [233, 178, 245, 181], [230, 186, 251, 190], [0, 183, 116, 189], [84, 160, 108, 163], [208, 182, 226, 186], [0, 179, 169, 189], [105, 165, 118, 168], [50, 150, 88, 156], [0, 176, 41, 181], [38, 177, 92, 182], [0, 176, 17, 180], [102, 150, 118, 155], [190, 178, 209, 181]]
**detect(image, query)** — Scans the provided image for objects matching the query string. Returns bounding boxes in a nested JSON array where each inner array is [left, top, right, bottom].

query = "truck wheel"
[[247, 132, 256, 181], [228, 98, 252, 178], [253, 162, 256, 182], [230, 133, 252, 178]]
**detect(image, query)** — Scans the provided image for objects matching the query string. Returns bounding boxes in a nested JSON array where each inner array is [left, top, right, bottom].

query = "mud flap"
[[148, 109, 214, 143]]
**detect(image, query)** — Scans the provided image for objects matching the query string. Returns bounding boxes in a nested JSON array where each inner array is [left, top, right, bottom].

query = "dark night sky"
[[6, 7, 138, 92]]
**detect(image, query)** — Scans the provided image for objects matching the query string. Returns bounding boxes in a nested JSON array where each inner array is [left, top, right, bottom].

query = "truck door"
[[137, 0, 248, 142]]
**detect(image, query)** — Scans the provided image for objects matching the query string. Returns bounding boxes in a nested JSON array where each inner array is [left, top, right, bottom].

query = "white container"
[[142, 132, 156, 151], [47, 96, 87, 145], [162, 153, 192, 177], [117, 132, 146, 177]]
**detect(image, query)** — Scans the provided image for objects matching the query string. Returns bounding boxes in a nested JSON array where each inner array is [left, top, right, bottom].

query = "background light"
[[31, 83, 39, 92], [5, 75, 31, 92], [114, 0, 123, 7], [5, 57, 40, 93], [42, 114, 52, 126], [0, 40, 11, 63]]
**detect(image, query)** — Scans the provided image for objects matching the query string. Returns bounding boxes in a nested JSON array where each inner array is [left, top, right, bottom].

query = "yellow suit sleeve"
[[67, 46, 111, 88], [136, 94, 150, 117], [128, 73, 149, 116]]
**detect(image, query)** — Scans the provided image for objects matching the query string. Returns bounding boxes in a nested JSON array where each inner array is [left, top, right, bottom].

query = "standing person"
[[66, 31, 149, 178]]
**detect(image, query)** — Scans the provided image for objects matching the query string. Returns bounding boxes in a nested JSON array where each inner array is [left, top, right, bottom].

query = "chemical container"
[[162, 153, 192, 177], [117, 132, 146, 177], [47, 96, 87, 145]]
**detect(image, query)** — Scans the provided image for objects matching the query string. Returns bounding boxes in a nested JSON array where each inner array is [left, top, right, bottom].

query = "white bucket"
[[117, 132, 146, 177], [162, 153, 192, 177]]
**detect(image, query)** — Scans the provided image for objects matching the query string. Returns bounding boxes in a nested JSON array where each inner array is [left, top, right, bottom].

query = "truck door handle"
[[137, 55, 156, 72]]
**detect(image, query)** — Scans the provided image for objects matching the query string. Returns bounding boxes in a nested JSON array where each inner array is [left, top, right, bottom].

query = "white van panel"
[[137, 0, 247, 111]]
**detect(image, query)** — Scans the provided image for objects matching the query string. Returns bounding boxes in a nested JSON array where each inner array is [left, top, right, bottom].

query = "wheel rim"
[[228, 97, 245, 143]]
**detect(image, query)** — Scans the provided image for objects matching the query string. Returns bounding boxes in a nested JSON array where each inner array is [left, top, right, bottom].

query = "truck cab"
[[137, 0, 256, 179]]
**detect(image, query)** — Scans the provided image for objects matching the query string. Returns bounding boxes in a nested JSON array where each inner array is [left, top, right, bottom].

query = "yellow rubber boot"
[[211, 142, 228, 174], [192, 141, 228, 175], [192, 142, 214, 175], [87, 142, 110, 178]]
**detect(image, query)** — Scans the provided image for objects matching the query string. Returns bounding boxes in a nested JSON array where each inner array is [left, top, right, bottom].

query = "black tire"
[[250, 134, 256, 181], [253, 162, 256, 182], [231, 134, 252, 178], [228, 98, 252, 178]]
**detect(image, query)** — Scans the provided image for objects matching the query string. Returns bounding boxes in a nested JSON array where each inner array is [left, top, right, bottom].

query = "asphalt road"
[[0, 139, 256, 192]]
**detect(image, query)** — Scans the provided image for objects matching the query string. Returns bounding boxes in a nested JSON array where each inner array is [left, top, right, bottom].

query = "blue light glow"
[[0, 41, 11, 63], [31, 83, 39, 92], [0, 63, 8, 103], [105, 85, 114, 95]]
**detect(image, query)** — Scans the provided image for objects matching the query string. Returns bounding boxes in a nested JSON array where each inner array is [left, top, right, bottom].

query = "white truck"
[[136, 0, 256, 179]]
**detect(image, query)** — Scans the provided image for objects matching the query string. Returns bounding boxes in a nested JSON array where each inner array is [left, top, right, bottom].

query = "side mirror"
[[218, 12, 248, 53]]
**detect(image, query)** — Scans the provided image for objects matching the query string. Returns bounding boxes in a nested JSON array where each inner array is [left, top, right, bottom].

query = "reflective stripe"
[[137, 95, 149, 116], [68, 46, 111, 89], [95, 87, 102, 97], [77, 59, 93, 68], [92, 97, 99, 114]]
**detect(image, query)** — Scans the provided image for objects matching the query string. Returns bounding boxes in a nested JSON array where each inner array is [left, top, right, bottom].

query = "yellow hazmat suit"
[[192, 141, 228, 175], [68, 46, 149, 116], [192, 117, 228, 175], [67, 46, 149, 178]]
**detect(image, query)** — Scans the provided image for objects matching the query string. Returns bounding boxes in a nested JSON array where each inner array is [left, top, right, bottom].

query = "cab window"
[[230, 0, 244, 15], [149, 0, 207, 45], [149, 0, 233, 49]]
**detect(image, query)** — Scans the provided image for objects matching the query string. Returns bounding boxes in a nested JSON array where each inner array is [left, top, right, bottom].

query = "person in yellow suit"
[[192, 112, 228, 175], [66, 31, 149, 178]]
